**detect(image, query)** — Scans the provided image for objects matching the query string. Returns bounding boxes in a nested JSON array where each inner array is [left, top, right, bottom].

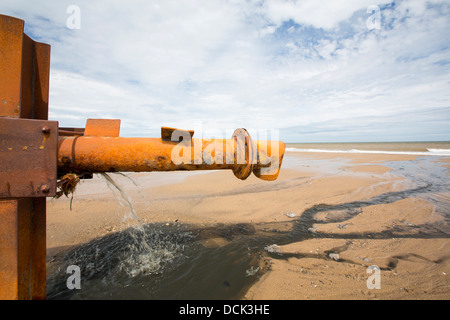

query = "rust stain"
[[40, 133, 48, 149]]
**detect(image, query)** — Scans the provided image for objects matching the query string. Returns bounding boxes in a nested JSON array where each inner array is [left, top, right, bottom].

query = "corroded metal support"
[[0, 199, 46, 299], [0, 15, 50, 120], [0, 14, 52, 300], [0, 118, 58, 198]]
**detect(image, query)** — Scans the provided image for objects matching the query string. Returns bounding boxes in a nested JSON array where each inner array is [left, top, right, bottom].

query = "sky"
[[1, 0, 450, 142]]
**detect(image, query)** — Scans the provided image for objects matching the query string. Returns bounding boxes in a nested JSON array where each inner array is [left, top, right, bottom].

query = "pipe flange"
[[232, 128, 256, 180]]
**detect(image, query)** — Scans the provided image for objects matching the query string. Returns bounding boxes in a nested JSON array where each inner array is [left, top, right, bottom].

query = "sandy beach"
[[46, 151, 450, 300]]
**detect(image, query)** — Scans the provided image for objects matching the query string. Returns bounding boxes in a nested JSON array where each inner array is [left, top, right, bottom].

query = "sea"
[[285, 141, 450, 156]]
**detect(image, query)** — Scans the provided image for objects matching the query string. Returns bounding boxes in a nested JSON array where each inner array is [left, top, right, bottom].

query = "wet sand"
[[46, 152, 450, 300]]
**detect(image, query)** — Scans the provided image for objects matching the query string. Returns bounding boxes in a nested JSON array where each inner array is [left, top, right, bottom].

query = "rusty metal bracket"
[[84, 119, 121, 137], [161, 127, 195, 141], [0, 118, 58, 198]]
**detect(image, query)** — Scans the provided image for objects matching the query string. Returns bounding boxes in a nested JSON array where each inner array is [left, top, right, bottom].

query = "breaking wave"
[[286, 148, 450, 156]]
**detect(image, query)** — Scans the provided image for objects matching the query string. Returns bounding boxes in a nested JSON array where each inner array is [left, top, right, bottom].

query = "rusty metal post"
[[0, 14, 53, 300]]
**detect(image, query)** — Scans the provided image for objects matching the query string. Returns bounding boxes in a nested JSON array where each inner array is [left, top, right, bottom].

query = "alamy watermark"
[[65, 264, 382, 292], [64, 5, 381, 31], [366, 265, 381, 289], [367, 5, 381, 30], [66, 265, 81, 290], [66, 5, 81, 30]]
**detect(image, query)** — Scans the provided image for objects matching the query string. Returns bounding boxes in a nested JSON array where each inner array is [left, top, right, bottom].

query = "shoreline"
[[46, 152, 450, 299]]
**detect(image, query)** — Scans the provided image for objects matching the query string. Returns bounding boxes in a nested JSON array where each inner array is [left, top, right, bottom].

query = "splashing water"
[[46, 222, 196, 299], [47, 173, 194, 300], [99, 173, 194, 278], [100, 173, 145, 231]]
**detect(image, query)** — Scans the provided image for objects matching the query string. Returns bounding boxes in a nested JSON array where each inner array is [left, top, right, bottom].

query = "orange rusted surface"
[[84, 119, 121, 137], [252, 139, 286, 181], [0, 15, 23, 118], [161, 127, 194, 141], [58, 137, 235, 172], [0, 201, 19, 300], [0, 118, 58, 198], [57, 134, 285, 181], [0, 15, 50, 120], [0, 199, 46, 300]]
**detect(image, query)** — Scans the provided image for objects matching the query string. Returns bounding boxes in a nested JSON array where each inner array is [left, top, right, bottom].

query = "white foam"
[[286, 148, 450, 156], [427, 148, 450, 154]]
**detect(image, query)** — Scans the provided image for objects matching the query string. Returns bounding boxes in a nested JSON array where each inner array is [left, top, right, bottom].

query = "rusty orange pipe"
[[57, 136, 285, 181]]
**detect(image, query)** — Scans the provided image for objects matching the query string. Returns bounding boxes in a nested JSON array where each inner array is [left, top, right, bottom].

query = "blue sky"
[[2, 0, 450, 142]]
